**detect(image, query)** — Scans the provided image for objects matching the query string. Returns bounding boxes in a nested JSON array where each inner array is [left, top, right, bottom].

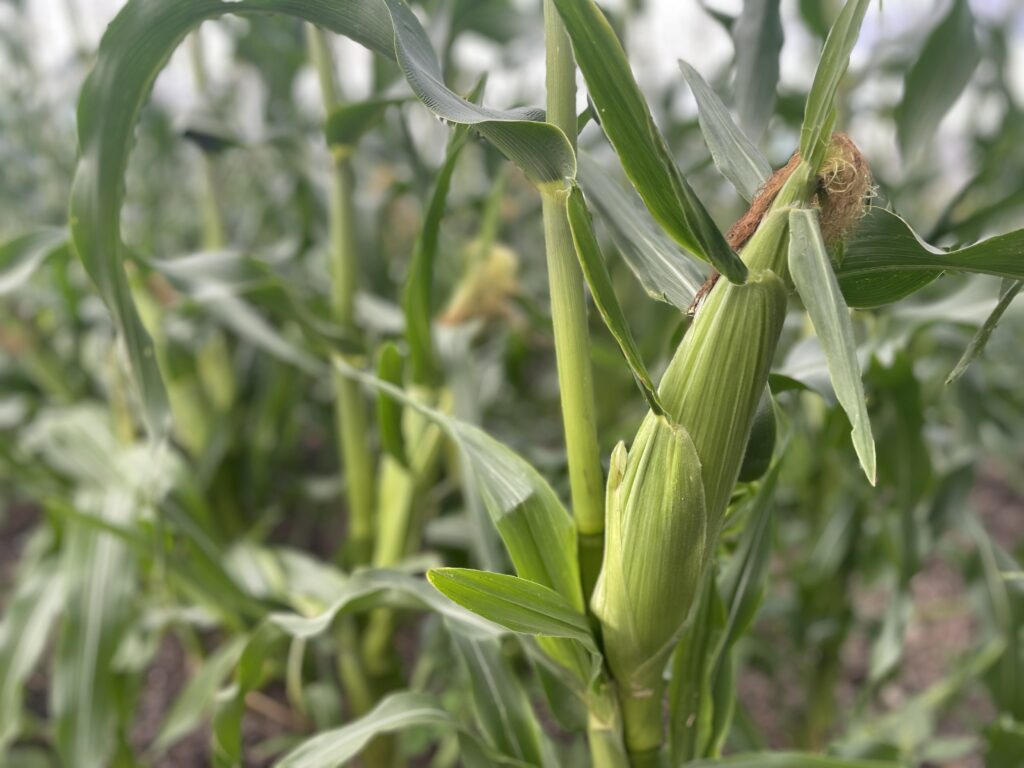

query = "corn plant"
[[3, 0, 1024, 766]]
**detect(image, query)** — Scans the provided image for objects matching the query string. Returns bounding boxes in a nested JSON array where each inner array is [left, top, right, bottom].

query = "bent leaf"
[[789, 209, 876, 483]]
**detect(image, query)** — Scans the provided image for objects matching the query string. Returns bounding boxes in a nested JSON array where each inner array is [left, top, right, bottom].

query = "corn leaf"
[[946, 279, 1023, 384], [678, 60, 771, 203], [375, 343, 407, 465], [552, 0, 747, 284], [732, 0, 783, 142], [324, 97, 405, 152], [836, 207, 1024, 308], [70, 0, 574, 433], [0, 229, 68, 295], [800, 0, 871, 171], [896, 0, 979, 162], [577, 156, 705, 310], [333, 357, 584, 611], [789, 209, 876, 484], [450, 634, 551, 768], [428, 568, 593, 645], [565, 185, 664, 414], [153, 635, 248, 754], [686, 755, 901, 768], [0, 558, 64, 755], [275, 691, 533, 768]]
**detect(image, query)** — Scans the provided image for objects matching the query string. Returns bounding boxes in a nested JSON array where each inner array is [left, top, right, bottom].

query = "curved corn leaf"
[[789, 209, 876, 484], [71, 0, 574, 433], [333, 357, 584, 612], [578, 155, 705, 310], [0, 559, 64, 755], [687, 755, 901, 768], [428, 568, 593, 645], [565, 185, 664, 414], [552, 0, 747, 284], [946, 279, 1023, 384], [678, 60, 771, 203], [0, 229, 68, 295], [732, 0, 783, 142], [836, 207, 1024, 308], [450, 633, 550, 768], [269, 567, 501, 640], [896, 0, 979, 162], [800, 0, 871, 171], [275, 691, 533, 768]]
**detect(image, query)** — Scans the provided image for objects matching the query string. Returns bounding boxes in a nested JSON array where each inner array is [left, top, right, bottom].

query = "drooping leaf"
[[732, 0, 783, 141], [577, 155, 705, 310], [275, 691, 532, 768], [678, 60, 771, 202], [428, 568, 593, 645], [789, 208, 876, 483], [800, 0, 871, 171], [552, 0, 748, 284], [70, 0, 575, 433], [946, 279, 1022, 384], [836, 206, 1024, 308], [565, 184, 664, 414], [896, 0, 979, 161], [0, 559, 63, 755], [333, 358, 583, 612]]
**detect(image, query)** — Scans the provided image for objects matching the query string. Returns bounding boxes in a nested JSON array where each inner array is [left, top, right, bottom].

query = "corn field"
[[3, 0, 1024, 766]]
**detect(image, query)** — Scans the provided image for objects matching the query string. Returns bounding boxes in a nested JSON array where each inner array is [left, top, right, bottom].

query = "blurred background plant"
[[1, 0, 1023, 766]]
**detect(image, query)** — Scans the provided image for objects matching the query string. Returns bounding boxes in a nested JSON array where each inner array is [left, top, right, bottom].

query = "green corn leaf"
[[450, 634, 550, 768], [375, 343, 407, 465], [275, 691, 534, 768], [70, 0, 574, 433], [324, 97, 405, 154], [946, 279, 1023, 384], [789, 208, 876, 484], [800, 0, 871, 171], [0, 229, 68, 296], [269, 567, 501, 641], [402, 86, 479, 386], [153, 635, 248, 755], [686, 754, 902, 768], [836, 206, 1024, 307], [732, 0, 784, 141], [896, 0, 979, 162], [0, 559, 64, 755], [678, 60, 771, 202], [578, 155, 705, 310], [552, 0, 747, 284], [429, 568, 593, 644], [565, 184, 664, 414], [333, 357, 584, 612]]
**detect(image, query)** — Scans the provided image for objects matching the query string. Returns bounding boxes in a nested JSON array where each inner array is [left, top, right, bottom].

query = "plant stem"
[[620, 685, 666, 767], [306, 25, 375, 566], [541, 0, 605, 599]]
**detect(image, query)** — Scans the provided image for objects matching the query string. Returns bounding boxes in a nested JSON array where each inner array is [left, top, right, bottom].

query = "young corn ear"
[[591, 418, 706, 758]]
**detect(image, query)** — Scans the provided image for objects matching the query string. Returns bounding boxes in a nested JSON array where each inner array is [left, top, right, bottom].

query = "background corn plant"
[[2, 0, 1024, 766]]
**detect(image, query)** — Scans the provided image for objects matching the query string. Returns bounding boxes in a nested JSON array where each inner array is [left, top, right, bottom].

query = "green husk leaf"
[[789, 208, 876, 484], [678, 60, 771, 202], [800, 0, 871, 171], [565, 184, 665, 414], [552, 0, 747, 283]]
